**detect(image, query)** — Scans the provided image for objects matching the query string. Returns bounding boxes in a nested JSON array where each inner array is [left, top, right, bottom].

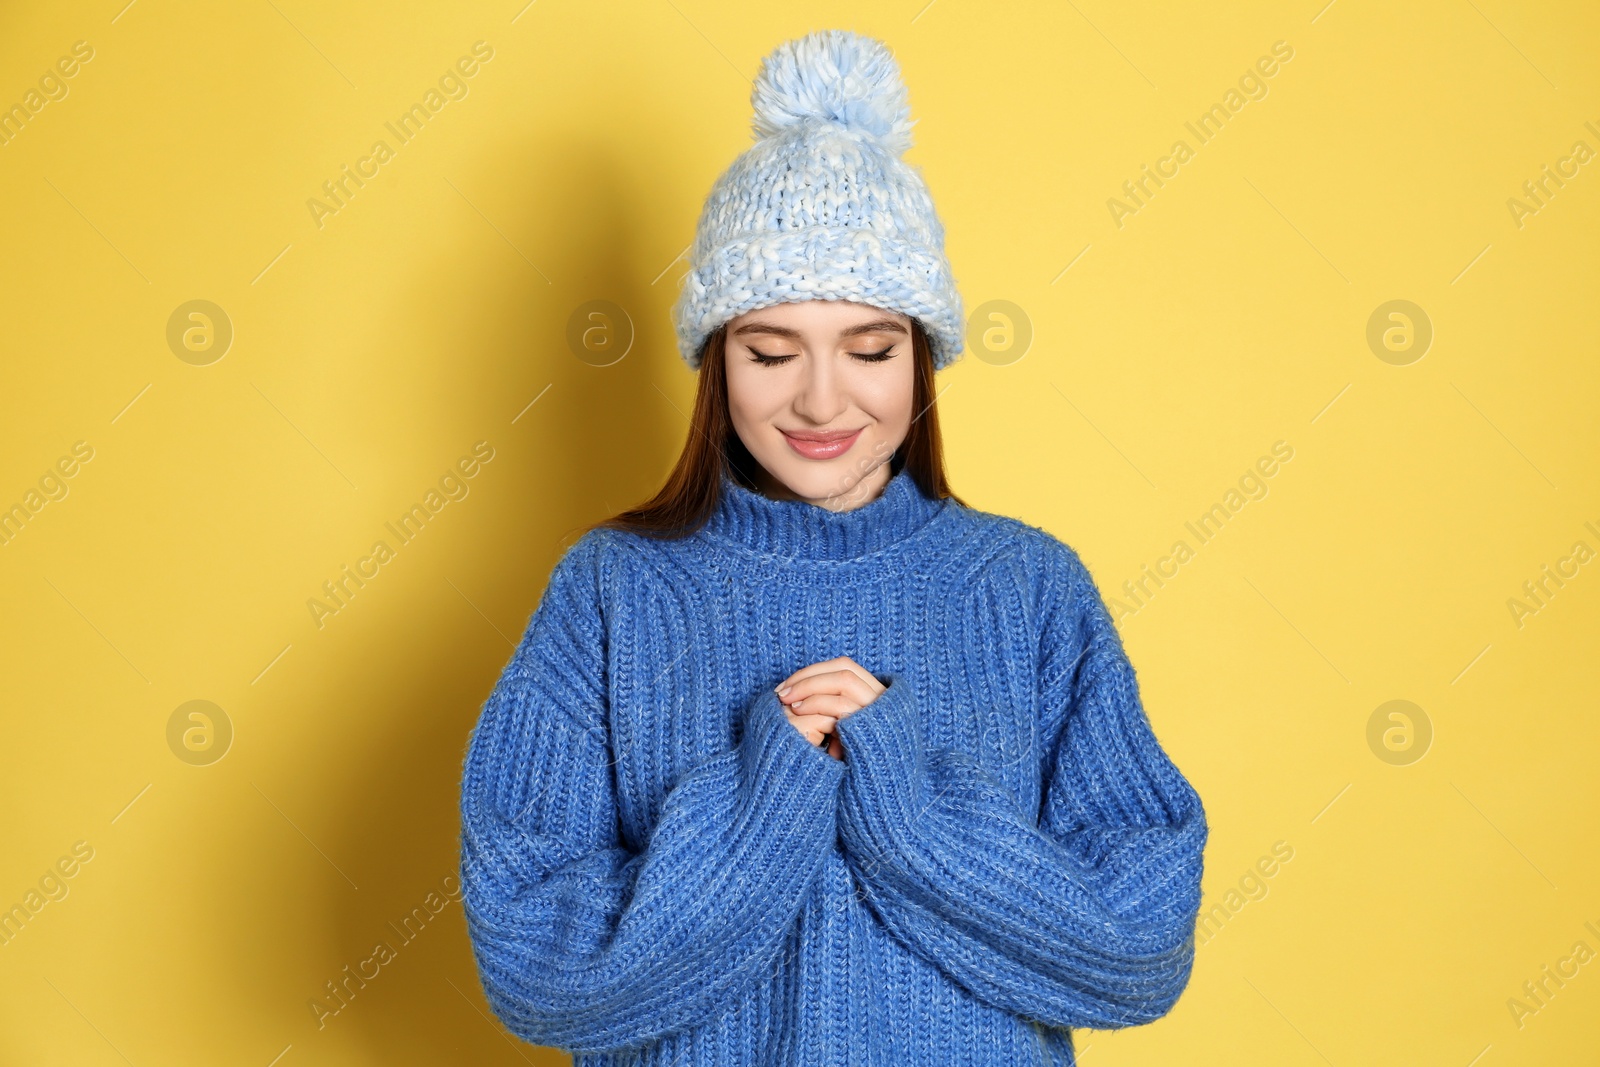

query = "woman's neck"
[[750, 461, 894, 514]]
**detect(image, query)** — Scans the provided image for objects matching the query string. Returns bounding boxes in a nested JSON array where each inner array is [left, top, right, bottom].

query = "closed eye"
[[747, 349, 797, 366], [747, 345, 897, 366], [851, 345, 897, 363]]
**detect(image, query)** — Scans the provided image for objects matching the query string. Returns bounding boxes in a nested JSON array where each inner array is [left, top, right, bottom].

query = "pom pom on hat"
[[750, 29, 915, 156]]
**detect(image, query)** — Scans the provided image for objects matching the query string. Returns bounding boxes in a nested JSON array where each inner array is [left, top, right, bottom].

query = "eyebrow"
[[730, 318, 908, 340]]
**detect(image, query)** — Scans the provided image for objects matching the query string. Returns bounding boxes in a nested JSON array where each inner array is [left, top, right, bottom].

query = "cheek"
[[861, 367, 915, 429], [725, 365, 787, 426]]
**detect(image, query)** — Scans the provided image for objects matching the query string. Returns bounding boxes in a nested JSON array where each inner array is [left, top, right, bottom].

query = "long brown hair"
[[587, 316, 966, 542]]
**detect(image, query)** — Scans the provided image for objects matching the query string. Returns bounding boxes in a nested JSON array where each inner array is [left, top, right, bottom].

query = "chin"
[[761, 447, 882, 501]]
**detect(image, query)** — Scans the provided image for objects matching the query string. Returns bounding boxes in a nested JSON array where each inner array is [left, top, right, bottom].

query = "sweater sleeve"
[[831, 538, 1208, 1032], [458, 533, 846, 1054]]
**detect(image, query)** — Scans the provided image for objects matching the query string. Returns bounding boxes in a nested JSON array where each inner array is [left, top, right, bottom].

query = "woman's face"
[[723, 299, 915, 508]]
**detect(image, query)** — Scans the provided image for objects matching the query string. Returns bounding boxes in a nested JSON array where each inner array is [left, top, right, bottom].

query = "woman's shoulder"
[[940, 497, 1095, 585], [941, 503, 1131, 678], [544, 524, 648, 585], [538, 523, 693, 604]]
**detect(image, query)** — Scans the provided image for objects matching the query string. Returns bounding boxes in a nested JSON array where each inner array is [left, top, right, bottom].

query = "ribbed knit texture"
[[458, 466, 1208, 1065]]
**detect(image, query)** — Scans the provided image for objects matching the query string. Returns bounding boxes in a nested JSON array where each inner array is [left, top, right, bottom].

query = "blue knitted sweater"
[[458, 465, 1208, 1065]]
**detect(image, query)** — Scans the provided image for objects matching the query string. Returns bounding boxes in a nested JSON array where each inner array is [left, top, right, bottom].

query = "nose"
[[791, 352, 847, 425]]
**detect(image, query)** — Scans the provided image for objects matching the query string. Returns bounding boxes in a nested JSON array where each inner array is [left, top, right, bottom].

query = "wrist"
[[834, 674, 925, 836]]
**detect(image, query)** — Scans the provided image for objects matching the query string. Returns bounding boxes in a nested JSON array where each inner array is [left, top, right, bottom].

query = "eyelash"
[[748, 345, 896, 366]]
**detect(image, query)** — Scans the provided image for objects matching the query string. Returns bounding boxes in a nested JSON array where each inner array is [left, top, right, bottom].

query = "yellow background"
[[2, 0, 1597, 1063]]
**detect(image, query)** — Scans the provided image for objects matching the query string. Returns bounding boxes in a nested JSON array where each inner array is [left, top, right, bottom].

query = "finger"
[[774, 655, 878, 694], [781, 668, 883, 708], [783, 693, 860, 720], [833, 657, 882, 691], [774, 660, 842, 695], [779, 668, 855, 702], [786, 711, 839, 744]]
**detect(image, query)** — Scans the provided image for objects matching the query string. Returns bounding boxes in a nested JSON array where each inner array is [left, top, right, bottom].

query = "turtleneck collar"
[[699, 464, 947, 562]]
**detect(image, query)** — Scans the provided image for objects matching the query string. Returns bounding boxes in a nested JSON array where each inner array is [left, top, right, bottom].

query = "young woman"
[[458, 29, 1207, 1066]]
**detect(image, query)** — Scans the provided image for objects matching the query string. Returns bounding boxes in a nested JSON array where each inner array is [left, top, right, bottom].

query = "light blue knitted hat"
[[671, 29, 965, 372]]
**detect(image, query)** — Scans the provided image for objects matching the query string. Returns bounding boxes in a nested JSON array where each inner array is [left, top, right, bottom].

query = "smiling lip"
[[782, 428, 863, 460]]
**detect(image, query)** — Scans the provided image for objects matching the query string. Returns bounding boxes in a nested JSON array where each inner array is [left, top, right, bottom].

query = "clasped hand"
[[773, 656, 886, 761]]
